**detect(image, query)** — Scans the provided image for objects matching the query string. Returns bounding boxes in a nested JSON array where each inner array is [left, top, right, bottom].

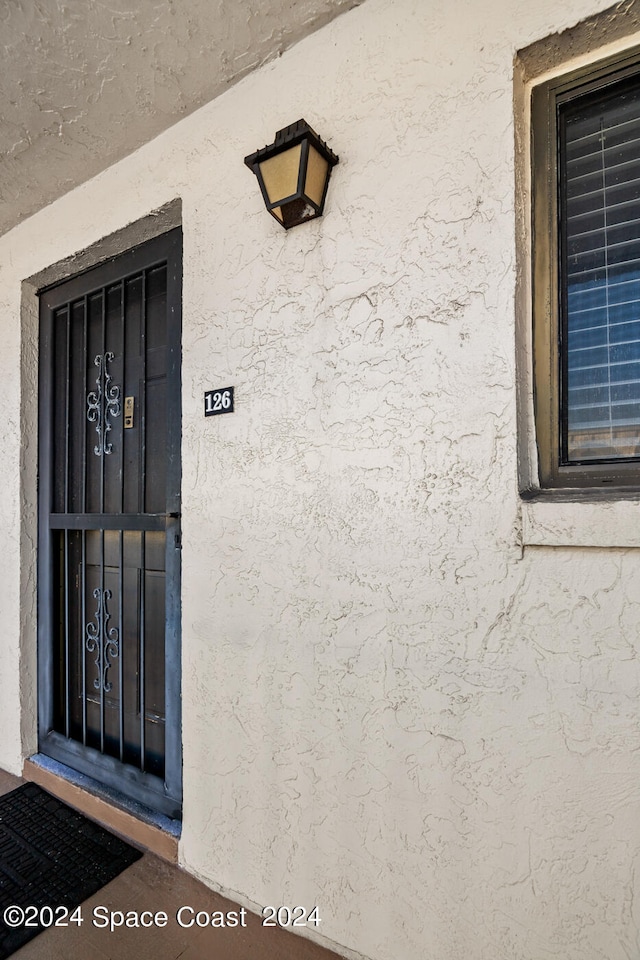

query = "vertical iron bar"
[[81, 297, 88, 744], [119, 281, 126, 761], [119, 530, 124, 762], [140, 534, 146, 771], [63, 306, 71, 738], [140, 271, 147, 514], [38, 294, 56, 751], [163, 228, 183, 806], [120, 280, 126, 515], [139, 271, 148, 771], [81, 531, 87, 745], [99, 287, 106, 756], [100, 289, 106, 515], [64, 305, 71, 512], [64, 536, 70, 736], [100, 528, 105, 754], [82, 296, 88, 513]]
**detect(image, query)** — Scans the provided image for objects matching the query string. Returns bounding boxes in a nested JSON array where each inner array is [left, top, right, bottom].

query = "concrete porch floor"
[[0, 770, 348, 960]]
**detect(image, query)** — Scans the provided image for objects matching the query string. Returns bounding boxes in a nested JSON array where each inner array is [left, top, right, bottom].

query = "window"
[[532, 49, 640, 489]]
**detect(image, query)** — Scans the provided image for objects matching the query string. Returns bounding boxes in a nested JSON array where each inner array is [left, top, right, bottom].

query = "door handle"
[[167, 512, 181, 549]]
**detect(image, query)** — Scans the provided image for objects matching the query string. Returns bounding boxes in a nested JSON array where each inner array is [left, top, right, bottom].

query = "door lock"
[[124, 396, 134, 429]]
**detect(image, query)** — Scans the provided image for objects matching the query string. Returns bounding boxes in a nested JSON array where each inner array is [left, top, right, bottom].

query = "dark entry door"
[[38, 229, 182, 818]]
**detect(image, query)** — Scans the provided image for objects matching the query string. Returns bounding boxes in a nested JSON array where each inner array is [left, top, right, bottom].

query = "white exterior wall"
[[1, 0, 640, 958]]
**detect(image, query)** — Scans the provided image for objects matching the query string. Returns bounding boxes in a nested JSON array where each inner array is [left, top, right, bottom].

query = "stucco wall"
[[1, 0, 640, 958]]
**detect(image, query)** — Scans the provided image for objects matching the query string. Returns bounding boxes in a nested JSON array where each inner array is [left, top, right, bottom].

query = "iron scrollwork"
[[85, 588, 120, 693], [87, 352, 121, 456]]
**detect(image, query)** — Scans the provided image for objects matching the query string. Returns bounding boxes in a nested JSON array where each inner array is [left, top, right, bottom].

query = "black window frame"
[[531, 46, 640, 491]]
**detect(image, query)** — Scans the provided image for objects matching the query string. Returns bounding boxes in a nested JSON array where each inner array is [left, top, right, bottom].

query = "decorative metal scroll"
[[85, 588, 120, 693], [87, 352, 121, 456]]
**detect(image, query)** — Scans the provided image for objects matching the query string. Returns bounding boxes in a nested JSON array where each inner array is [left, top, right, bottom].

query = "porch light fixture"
[[244, 119, 339, 229]]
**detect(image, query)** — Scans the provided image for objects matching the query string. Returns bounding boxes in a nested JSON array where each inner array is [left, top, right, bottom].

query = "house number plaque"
[[204, 387, 234, 416]]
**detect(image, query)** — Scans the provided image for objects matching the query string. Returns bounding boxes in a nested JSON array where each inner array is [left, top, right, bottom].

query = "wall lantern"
[[244, 119, 339, 229]]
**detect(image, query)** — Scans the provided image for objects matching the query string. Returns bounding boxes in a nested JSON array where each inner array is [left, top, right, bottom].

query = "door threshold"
[[23, 754, 180, 863]]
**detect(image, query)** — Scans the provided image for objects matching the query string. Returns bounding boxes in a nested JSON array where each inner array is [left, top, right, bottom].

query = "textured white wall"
[[1, 0, 640, 958]]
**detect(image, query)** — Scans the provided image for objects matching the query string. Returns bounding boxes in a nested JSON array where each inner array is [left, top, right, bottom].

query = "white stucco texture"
[[1, 0, 640, 958]]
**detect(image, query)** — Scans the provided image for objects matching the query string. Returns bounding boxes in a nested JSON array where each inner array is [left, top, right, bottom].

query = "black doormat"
[[0, 782, 142, 959]]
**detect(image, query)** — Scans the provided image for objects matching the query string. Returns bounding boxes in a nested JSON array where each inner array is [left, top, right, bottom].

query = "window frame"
[[531, 45, 640, 491]]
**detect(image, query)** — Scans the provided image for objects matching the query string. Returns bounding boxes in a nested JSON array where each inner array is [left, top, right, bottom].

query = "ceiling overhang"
[[0, 0, 361, 238]]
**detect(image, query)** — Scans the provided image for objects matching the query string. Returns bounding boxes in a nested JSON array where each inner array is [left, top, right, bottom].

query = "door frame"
[[36, 223, 182, 819]]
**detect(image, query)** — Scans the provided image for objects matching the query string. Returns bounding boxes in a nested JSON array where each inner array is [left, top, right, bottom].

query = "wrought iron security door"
[[38, 230, 182, 818]]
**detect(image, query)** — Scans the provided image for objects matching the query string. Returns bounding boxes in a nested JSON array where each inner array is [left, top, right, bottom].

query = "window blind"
[[561, 79, 640, 461]]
